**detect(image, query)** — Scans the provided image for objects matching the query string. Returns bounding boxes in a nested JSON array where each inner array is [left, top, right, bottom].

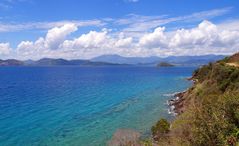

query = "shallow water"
[[0, 66, 195, 146]]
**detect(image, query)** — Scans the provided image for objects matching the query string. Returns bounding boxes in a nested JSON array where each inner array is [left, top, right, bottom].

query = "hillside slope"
[[150, 53, 239, 146]]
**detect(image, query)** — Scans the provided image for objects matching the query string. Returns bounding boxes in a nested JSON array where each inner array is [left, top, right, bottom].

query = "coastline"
[[167, 77, 193, 116], [167, 90, 187, 116], [108, 81, 193, 145], [145, 58, 239, 145]]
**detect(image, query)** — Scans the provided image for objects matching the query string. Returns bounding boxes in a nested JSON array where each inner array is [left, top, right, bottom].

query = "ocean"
[[0, 66, 195, 146]]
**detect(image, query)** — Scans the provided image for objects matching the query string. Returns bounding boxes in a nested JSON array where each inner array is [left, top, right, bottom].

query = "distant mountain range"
[[0, 58, 121, 66], [91, 55, 160, 65], [25, 58, 121, 66], [0, 54, 226, 66], [0, 59, 24, 66], [92, 54, 226, 66]]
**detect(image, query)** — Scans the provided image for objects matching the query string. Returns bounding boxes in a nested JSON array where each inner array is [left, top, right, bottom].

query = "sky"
[[0, 0, 239, 60]]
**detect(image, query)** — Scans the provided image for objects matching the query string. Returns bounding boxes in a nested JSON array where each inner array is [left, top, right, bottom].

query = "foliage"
[[219, 56, 230, 63], [151, 118, 170, 141], [193, 62, 239, 92], [155, 54, 239, 146], [140, 139, 153, 146], [169, 93, 239, 146]]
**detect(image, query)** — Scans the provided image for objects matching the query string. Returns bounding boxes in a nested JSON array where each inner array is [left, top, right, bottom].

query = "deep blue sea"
[[0, 66, 195, 146]]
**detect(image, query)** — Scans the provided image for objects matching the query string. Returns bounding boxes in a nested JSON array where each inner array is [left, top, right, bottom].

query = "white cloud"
[[0, 20, 104, 32], [0, 43, 11, 56], [139, 27, 167, 48], [218, 19, 239, 31], [60, 29, 134, 58], [62, 29, 109, 49], [115, 37, 133, 48], [1, 19, 239, 60], [117, 7, 232, 33], [169, 20, 217, 48], [169, 20, 239, 51], [0, 7, 231, 33], [45, 23, 77, 49], [16, 24, 78, 59]]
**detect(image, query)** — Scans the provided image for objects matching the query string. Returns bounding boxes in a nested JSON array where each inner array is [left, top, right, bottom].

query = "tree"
[[151, 118, 170, 141]]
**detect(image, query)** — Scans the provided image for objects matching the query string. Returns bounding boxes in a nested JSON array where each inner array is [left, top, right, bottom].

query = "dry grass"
[[226, 62, 239, 68]]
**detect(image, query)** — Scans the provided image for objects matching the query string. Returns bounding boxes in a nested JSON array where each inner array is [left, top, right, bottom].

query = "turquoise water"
[[0, 66, 195, 146]]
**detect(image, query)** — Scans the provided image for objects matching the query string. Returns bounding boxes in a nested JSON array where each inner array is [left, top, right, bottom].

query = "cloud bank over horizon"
[[0, 6, 239, 60], [0, 19, 239, 60], [0, 0, 239, 60]]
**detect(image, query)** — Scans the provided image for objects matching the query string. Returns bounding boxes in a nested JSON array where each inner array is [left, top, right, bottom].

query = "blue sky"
[[0, 0, 239, 59]]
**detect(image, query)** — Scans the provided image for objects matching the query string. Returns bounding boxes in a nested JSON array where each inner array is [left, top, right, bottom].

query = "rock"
[[168, 91, 186, 115]]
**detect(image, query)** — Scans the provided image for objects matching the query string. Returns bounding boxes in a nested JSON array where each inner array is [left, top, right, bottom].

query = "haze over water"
[[0, 66, 195, 145]]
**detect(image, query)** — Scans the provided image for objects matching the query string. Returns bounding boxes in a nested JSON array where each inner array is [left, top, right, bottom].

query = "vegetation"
[[151, 53, 239, 146], [151, 118, 170, 141], [140, 139, 153, 146], [171, 93, 239, 146]]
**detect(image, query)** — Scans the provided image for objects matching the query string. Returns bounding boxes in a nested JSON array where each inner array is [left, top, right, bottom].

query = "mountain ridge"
[[0, 58, 124, 66], [0, 54, 226, 66], [92, 54, 226, 66]]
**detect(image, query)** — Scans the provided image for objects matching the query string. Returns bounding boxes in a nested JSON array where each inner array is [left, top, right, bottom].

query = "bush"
[[140, 139, 153, 146], [172, 93, 239, 146], [151, 118, 170, 141], [155, 56, 239, 146]]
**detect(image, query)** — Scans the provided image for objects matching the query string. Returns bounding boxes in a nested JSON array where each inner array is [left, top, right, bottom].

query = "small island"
[[157, 62, 174, 67]]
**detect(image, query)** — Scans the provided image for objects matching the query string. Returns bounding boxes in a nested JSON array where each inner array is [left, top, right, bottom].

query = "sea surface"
[[0, 66, 196, 146]]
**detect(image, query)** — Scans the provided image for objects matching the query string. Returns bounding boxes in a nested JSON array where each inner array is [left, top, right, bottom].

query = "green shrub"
[[151, 118, 170, 141], [219, 56, 230, 63], [171, 93, 239, 146], [155, 56, 239, 146], [140, 139, 153, 146]]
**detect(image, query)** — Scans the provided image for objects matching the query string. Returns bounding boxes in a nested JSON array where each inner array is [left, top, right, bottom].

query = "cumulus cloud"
[[16, 24, 78, 59], [45, 23, 77, 49], [115, 37, 133, 48], [1, 20, 239, 60], [169, 20, 217, 48], [60, 29, 135, 58], [0, 43, 11, 56], [169, 20, 239, 51], [139, 27, 167, 48], [62, 29, 109, 49]]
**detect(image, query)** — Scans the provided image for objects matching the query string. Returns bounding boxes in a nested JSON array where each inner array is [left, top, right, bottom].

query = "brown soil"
[[227, 52, 239, 63]]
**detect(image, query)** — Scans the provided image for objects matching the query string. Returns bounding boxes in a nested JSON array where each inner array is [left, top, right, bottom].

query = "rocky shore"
[[167, 77, 195, 116], [167, 91, 187, 116]]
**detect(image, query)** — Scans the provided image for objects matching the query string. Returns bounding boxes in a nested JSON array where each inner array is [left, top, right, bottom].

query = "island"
[[157, 62, 174, 67]]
